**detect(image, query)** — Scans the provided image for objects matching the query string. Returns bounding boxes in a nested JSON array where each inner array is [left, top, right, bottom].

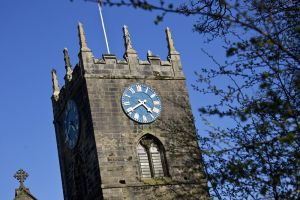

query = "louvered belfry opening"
[[137, 144, 152, 178], [137, 135, 167, 178]]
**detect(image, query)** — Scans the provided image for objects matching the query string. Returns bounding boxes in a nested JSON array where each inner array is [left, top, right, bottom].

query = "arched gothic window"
[[137, 135, 168, 178]]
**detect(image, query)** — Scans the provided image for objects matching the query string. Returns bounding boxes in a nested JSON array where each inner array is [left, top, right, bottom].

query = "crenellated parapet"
[[51, 22, 184, 102]]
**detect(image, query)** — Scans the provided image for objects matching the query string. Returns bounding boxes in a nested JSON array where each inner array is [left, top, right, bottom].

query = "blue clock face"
[[64, 100, 80, 149], [121, 83, 162, 123]]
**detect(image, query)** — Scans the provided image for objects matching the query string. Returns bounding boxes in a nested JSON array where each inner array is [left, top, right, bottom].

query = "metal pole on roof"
[[97, 0, 110, 54]]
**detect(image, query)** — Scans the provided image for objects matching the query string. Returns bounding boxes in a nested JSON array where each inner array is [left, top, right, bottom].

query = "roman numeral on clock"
[[153, 107, 160, 113], [136, 85, 142, 92], [123, 102, 130, 106], [129, 87, 135, 94], [142, 115, 148, 122], [134, 113, 139, 120], [153, 101, 160, 105], [150, 93, 156, 98]]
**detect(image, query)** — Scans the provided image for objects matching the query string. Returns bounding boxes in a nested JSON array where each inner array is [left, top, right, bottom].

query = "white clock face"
[[121, 83, 162, 123], [64, 100, 80, 149]]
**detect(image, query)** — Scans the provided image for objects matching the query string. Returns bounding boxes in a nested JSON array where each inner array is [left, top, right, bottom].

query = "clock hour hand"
[[139, 100, 152, 113]]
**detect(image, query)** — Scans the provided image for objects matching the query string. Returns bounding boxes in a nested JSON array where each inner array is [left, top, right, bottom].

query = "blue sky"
[[0, 0, 225, 199]]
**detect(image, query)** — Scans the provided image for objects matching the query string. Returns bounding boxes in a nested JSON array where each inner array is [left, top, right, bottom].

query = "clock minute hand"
[[127, 100, 145, 113]]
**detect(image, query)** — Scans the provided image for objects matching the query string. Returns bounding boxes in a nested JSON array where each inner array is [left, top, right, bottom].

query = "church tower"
[[51, 23, 208, 200]]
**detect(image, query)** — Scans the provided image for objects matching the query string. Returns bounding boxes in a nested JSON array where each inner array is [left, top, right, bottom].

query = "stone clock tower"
[[51, 23, 208, 200]]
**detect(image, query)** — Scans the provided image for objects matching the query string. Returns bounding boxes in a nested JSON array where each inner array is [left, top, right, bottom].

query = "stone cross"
[[14, 169, 28, 188]]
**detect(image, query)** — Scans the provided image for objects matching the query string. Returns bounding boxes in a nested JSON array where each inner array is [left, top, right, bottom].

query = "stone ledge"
[[101, 179, 208, 189]]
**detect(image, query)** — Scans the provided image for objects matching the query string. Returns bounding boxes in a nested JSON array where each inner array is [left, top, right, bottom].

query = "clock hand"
[[127, 99, 145, 113], [71, 124, 76, 131], [140, 100, 152, 113]]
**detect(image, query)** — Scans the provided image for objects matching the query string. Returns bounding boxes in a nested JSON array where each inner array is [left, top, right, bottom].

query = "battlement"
[[51, 23, 185, 101]]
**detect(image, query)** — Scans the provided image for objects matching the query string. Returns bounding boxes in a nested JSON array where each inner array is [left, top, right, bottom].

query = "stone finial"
[[51, 69, 60, 101], [63, 48, 73, 82], [14, 169, 28, 188], [166, 27, 179, 55], [78, 22, 91, 52], [147, 50, 153, 57], [123, 25, 137, 55]]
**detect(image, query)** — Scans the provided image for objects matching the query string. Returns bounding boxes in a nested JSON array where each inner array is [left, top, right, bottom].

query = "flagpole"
[[97, 0, 110, 54]]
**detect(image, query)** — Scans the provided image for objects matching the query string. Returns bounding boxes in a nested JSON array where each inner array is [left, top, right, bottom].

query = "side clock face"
[[121, 83, 162, 123], [64, 100, 80, 149]]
